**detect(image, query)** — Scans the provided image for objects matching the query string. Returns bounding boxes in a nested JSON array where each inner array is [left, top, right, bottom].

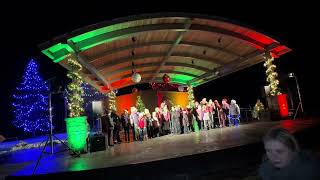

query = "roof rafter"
[[74, 22, 270, 53], [67, 40, 113, 90], [89, 40, 241, 63], [189, 43, 279, 84], [96, 52, 223, 71], [149, 19, 193, 83], [103, 62, 211, 77]]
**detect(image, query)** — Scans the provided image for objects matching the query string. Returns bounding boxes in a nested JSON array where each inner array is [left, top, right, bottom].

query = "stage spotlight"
[[288, 73, 294, 78]]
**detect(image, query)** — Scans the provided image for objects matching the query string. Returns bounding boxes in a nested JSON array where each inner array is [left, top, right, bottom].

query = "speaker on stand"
[[89, 101, 106, 152], [92, 101, 104, 134]]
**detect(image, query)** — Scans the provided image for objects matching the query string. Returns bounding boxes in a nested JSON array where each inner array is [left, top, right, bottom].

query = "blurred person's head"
[[222, 98, 228, 104], [263, 127, 300, 169], [231, 99, 236, 105]]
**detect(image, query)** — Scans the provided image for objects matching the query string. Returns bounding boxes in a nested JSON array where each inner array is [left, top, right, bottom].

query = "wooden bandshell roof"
[[39, 13, 291, 93]]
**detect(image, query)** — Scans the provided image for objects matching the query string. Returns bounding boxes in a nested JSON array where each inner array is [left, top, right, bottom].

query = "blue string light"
[[12, 59, 50, 134], [64, 82, 107, 112], [81, 83, 107, 110]]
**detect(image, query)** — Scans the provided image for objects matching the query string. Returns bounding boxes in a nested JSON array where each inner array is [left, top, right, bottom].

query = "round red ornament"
[[132, 87, 138, 93], [162, 74, 170, 83]]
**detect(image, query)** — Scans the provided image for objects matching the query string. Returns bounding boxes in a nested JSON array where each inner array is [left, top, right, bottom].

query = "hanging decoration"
[[150, 82, 180, 91], [162, 74, 170, 83], [130, 41, 141, 84], [66, 56, 84, 117], [263, 52, 281, 96], [132, 87, 138, 93], [131, 72, 141, 83], [150, 74, 185, 91]]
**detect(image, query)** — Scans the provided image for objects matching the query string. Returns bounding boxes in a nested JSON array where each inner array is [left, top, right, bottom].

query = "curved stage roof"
[[39, 13, 291, 93]]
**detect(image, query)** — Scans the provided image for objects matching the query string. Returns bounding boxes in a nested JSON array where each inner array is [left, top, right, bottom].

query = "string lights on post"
[[187, 85, 195, 108], [263, 51, 281, 96], [66, 56, 85, 117], [65, 55, 87, 152], [108, 90, 117, 111]]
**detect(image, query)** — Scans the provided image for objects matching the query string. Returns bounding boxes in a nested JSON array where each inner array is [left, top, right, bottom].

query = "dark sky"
[[1, 1, 319, 136]]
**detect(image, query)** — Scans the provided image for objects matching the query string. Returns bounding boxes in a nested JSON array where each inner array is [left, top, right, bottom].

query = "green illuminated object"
[[65, 116, 88, 151]]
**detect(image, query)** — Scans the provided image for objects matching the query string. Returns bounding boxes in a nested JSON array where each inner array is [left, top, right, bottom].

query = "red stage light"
[[278, 94, 289, 118]]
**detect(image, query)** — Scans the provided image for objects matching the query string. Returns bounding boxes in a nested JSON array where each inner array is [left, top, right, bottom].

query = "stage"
[[2, 118, 320, 180]]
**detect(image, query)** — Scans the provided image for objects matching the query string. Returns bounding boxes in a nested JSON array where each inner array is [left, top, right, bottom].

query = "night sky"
[[1, 1, 319, 137]]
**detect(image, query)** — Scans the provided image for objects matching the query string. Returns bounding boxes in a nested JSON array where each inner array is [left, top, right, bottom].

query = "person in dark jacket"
[[106, 110, 114, 146], [259, 127, 320, 180], [121, 109, 130, 142], [111, 110, 121, 144]]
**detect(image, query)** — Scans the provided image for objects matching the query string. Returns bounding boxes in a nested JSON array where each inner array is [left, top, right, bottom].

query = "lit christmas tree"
[[136, 95, 145, 112], [12, 59, 50, 134], [252, 99, 265, 120]]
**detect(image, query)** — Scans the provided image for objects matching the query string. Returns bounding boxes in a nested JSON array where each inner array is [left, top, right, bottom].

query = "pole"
[[33, 78, 80, 175], [294, 76, 304, 112], [47, 78, 56, 154], [49, 92, 54, 154]]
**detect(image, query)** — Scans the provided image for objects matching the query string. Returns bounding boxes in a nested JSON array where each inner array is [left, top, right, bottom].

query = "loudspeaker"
[[89, 134, 106, 152], [262, 86, 270, 97], [92, 101, 104, 115]]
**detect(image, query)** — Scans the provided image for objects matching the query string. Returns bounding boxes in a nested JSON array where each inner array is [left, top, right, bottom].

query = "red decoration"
[[101, 86, 109, 91], [162, 74, 170, 83], [277, 94, 289, 118], [150, 82, 181, 91], [132, 87, 138, 93]]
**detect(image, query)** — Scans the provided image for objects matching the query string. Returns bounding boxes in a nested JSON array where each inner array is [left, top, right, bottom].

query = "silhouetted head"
[[263, 127, 299, 169]]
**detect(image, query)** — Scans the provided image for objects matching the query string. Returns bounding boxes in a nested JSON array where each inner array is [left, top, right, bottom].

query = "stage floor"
[[2, 119, 320, 179]]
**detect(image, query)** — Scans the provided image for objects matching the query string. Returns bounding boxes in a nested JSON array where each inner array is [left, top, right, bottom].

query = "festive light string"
[[253, 101, 265, 116], [64, 82, 107, 113], [150, 82, 182, 91], [188, 85, 195, 108], [263, 52, 281, 96], [81, 83, 107, 109], [108, 90, 117, 111], [66, 56, 84, 117], [12, 59, 50, 133]]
